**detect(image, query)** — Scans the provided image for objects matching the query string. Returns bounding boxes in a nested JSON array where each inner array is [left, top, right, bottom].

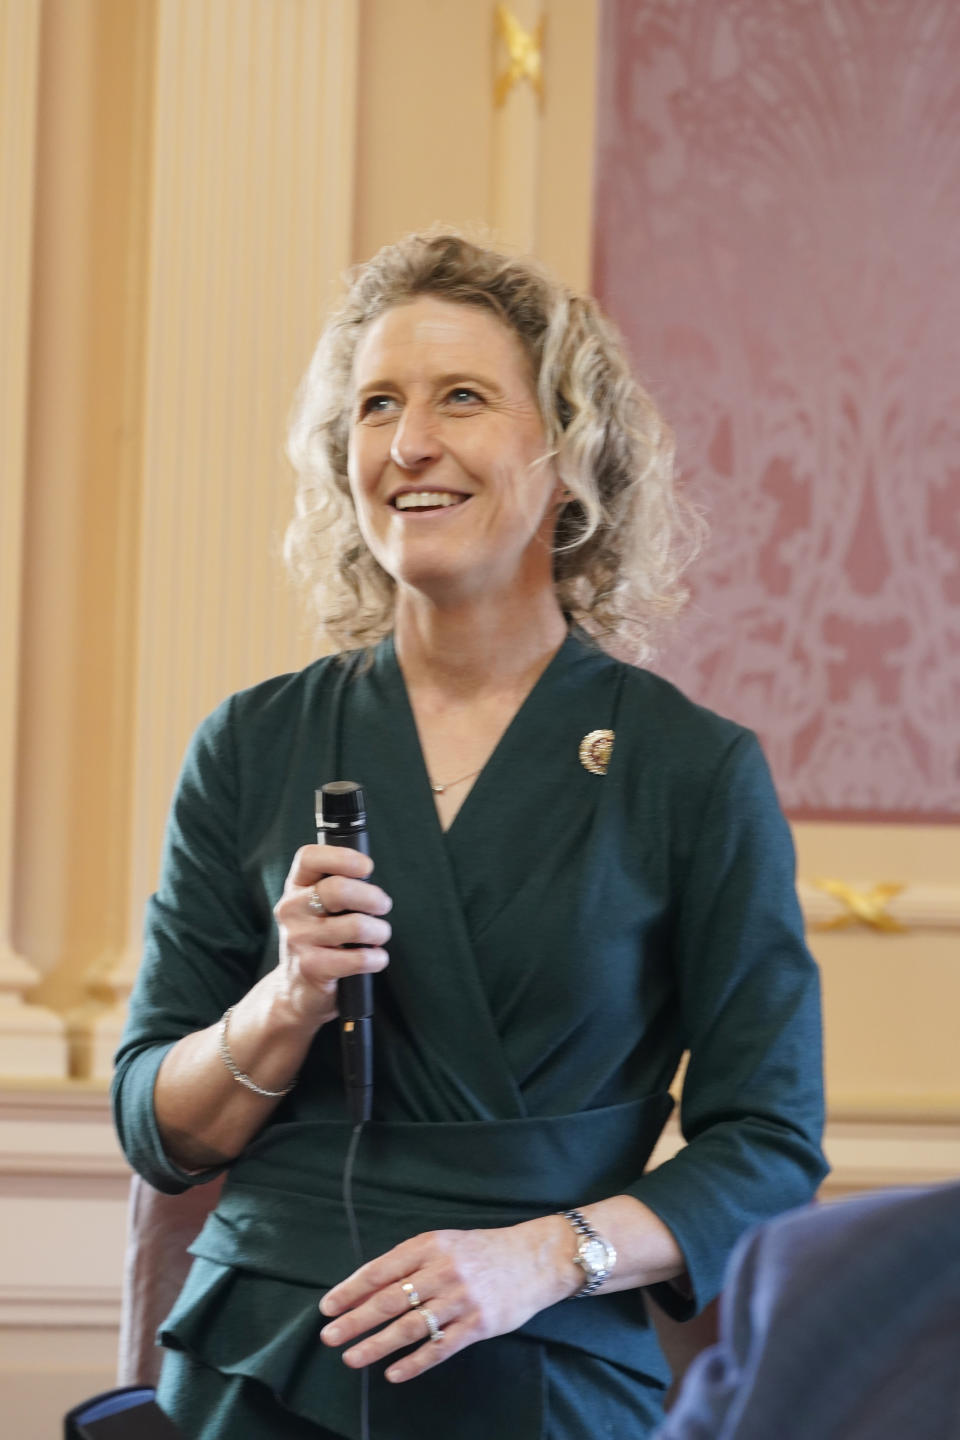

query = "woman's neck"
[[393, 588, 568, 702]]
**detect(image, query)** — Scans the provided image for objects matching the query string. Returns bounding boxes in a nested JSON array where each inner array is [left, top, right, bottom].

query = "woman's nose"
[[390, 402, 442, 470]]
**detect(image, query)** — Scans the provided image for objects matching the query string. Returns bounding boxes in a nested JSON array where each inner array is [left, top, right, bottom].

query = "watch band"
[[559, 1208, 617, 1297]]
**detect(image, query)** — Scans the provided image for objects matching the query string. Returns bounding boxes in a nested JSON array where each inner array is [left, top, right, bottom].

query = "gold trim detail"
[[579, 729, 614, 776], [494, 4, 544, 107], [808, 879, 906, 933]]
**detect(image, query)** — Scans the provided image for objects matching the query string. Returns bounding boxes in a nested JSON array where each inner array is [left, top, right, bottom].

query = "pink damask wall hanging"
[[593, 0, 960, 820]]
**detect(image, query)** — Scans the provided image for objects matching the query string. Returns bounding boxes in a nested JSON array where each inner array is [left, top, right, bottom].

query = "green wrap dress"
[[112, 630, 828, 1439]]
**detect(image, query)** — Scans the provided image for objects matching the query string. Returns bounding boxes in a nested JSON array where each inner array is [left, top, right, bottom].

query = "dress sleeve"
[[111, 696, 268, 1194], [626, 731, 828, 1318]]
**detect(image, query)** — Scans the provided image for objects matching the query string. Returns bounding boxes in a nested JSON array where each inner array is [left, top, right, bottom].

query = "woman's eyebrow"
[[431, 371, 503, 394], [354, 372, 504, 401]]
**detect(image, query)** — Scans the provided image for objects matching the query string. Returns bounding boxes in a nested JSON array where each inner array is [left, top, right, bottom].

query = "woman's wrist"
[[514, 1214, 586, 1309], [208, 976, 325, 1099], [262, 962, 338, 1035]]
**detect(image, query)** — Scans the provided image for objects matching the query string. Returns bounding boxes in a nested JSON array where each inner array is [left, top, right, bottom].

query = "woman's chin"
[[394, 567, 487, 610]]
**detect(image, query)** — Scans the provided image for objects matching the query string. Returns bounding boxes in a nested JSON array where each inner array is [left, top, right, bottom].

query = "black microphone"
[[315, 781, 373, 1125]]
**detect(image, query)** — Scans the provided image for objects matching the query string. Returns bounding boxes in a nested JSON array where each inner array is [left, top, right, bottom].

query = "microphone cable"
[[316, 782, 374, 1440], [343, 1120, 370, 1440]]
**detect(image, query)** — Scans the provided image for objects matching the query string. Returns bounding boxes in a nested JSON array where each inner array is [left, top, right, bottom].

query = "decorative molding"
[[648, 1109, 960, 1194], [0, 1086, 127, 1333], [798, 879, 960, 933], [0, 1083, 128, 1180], [823, 1115, 960, 1193], [0, 982, 66, 1080], [0, 1284, 120, 1329], [494, 4, 544, 107]]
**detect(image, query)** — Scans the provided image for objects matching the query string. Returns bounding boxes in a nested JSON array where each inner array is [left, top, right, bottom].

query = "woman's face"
[[347, 296, 563, 608]]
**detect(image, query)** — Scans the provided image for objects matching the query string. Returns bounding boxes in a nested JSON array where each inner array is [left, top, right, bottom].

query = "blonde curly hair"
[[285, 231, 702, 659]]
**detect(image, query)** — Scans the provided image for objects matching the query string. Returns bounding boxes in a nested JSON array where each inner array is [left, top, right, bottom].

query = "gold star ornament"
[[494, 4, 544, 107]]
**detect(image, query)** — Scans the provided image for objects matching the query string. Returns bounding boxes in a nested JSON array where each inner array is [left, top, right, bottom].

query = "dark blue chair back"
[[64, 1386, 183, 1438]]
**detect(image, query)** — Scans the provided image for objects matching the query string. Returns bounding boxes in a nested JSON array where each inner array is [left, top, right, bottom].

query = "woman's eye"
[[447, 387, 482, 405], [359, 395, 395, 418]]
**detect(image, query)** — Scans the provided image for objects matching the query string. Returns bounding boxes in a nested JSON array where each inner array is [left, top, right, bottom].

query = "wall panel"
[[593, 0, 960, 820], [593, 0, 960, 1122]]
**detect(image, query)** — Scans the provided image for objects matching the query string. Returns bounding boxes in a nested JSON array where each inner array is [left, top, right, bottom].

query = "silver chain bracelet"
[[217, 1005, 296, 1098]]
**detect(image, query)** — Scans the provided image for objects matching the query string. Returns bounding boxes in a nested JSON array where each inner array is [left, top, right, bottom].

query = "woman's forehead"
[[352, 296, 531, 384]]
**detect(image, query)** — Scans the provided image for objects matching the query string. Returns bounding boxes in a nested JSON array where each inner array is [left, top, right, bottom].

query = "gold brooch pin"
[[579, 729, 614, 776]]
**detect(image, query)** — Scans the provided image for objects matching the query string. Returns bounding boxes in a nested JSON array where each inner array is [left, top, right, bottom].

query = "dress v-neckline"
[[381, 629, 580, 840]]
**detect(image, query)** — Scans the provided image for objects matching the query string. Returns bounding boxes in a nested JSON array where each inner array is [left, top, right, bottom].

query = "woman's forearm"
[[154, 842, 392, 1172], [153, 973, 328, 1171], [521, 1194, 686, 1308], [570, 1193, 685, 1291]]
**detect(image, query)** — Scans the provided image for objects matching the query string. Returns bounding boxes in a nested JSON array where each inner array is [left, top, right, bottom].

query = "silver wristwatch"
[[560, 1209, 617, 1297]]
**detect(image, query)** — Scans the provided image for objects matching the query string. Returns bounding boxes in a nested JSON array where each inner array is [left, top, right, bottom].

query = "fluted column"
[[0, 0, 66, 1075], [490, 1, 543, 253], [353, 0, 598, 291], [89, 0, 360, 1074], [489, 1, 599, 280]]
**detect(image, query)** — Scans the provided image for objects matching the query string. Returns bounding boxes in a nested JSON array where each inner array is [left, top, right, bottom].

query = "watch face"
[[580, 1238, 608, 1274]]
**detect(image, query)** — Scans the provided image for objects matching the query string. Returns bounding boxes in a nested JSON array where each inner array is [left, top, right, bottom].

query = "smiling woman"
[[347, 297, 564, 615], [112, 232, 828, 1440], [284, 232, 699, 659]]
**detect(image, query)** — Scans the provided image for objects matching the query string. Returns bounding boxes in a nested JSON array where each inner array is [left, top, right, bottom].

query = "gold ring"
[[400, 1281, 421, 1309], [307, 884, 325, 916]]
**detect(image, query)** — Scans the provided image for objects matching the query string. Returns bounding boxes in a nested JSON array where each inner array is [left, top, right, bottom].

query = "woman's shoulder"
[[230, 649, 362, 713], [614, 654, 755, 765], [190, 649, 365, 756]]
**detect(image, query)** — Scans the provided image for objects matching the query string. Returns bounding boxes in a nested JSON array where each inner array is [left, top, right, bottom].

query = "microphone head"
[[316, 780, 366, 831]]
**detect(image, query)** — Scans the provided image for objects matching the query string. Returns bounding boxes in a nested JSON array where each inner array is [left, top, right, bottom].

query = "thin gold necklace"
[[430, 766, 483, 795]]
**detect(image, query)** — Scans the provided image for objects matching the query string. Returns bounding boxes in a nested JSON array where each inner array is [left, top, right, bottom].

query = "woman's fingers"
[[320, 1274, 423, 1351], [287, 844, 393, 906], [318, 1227, 554, 1383], [295, 908, 392, 950], [277, 848, 392, 924], [273, 845, 393, 1025], [320, 1238, 429, 1319], [319, 1257, 465, 1378], [288, 843, 372, 885], [310, 872, 393, 918], [297, 944, 390, 983], [332, 1304, 465, 1378]]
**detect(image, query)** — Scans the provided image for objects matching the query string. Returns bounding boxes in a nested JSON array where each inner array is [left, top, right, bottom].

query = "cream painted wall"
[[354, 0, 597, 289], [794, 822, 960, 1114]]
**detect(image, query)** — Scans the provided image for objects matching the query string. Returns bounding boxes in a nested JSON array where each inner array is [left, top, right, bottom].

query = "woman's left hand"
[[318, 1219, 574, 1383]]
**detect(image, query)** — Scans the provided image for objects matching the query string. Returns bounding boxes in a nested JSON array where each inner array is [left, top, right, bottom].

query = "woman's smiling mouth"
[[391, 491, 470, 512]]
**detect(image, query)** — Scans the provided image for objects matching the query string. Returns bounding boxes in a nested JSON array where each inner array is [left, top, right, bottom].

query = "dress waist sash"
[[189, 1092, 675, 1289]]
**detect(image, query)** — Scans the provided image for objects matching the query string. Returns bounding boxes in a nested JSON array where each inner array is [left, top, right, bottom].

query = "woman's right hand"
[[272, 844, 393, 1029]]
